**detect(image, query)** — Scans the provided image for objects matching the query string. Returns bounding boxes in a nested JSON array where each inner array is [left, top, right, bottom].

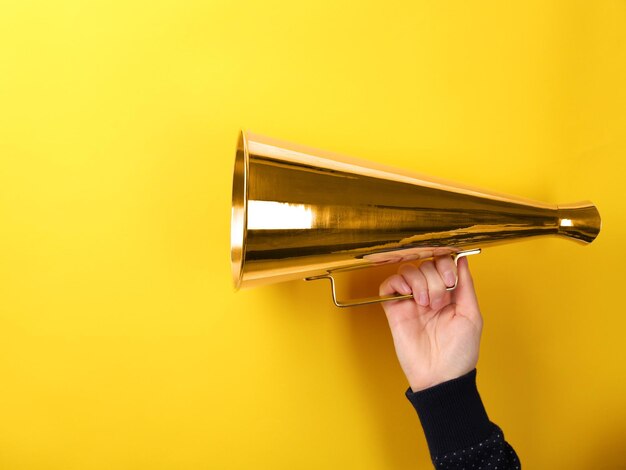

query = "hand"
[[379, 256, 483, 392]]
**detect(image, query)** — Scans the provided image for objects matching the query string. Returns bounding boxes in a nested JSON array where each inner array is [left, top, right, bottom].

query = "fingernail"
[[400, 280, 412, 295], [444, 271, 457, 288], [418, 292, 429, 306]]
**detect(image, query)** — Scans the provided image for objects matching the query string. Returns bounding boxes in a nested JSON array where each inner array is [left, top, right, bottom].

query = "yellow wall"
[[1, 1, 624, 468]]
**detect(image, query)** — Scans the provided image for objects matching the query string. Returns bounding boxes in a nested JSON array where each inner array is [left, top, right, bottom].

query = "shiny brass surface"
[[231, 130, 601, 292]]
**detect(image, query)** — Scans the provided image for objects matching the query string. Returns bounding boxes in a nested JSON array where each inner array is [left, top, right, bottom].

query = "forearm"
[[406, 369, 521, 469]]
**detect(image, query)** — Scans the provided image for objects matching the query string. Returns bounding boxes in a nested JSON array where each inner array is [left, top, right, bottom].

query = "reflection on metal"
[[231, 130, 601, 305], [247, 201, 313, 230]]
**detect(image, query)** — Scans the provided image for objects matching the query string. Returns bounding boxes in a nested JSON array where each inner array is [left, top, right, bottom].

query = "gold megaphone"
[[231, 131, 601, 307]]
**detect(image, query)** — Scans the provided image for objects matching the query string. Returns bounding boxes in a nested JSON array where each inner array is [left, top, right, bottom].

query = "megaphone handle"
[[305, 248, 481, 308], [446, 248, 482, 291]]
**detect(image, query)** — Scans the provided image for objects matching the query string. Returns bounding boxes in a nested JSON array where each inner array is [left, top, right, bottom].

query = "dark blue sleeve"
[[405, 369, 521, 469]]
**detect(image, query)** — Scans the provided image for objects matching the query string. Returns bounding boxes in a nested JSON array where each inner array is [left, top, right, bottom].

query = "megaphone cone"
[[231, 131, 600, 306]]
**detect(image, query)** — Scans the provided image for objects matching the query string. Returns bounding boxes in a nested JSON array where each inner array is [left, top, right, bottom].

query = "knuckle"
[[435, 254, 455, 270], [379, 276, 393, 294], [420, 260, 435, 272], [398, 262, 416, 274]]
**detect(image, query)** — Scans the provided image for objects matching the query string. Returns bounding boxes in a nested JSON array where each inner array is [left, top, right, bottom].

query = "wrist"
[[407, 365, 476, 393]]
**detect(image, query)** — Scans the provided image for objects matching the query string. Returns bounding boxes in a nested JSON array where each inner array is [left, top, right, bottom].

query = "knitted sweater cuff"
[[405, 369, 495, 457]]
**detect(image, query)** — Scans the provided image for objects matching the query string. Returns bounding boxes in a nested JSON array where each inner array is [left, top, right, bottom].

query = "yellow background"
[[1, 1, 625, 468]]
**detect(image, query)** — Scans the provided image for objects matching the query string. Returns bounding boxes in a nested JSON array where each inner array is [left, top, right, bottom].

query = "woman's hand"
[[380, 256, 483, 392]]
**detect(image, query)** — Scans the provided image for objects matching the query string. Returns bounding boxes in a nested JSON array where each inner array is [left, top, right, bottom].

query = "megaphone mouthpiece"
[[556, 202, 601, 244]]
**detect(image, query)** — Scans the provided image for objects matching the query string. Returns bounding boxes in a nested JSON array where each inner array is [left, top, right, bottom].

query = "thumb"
[[453, 256, 481, 319]]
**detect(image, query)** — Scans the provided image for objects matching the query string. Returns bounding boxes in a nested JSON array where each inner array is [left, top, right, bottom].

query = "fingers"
[[419, 260, 451, 310], [398, 264, 430, 306], [435, 255, 458, 289], [453, 256, 481, 320], [379, 273, 412, 297], [379, 254, 481, 316]]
